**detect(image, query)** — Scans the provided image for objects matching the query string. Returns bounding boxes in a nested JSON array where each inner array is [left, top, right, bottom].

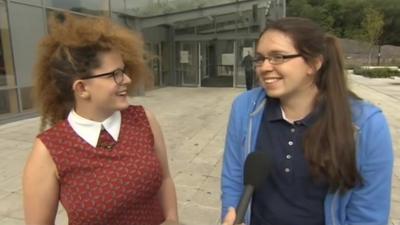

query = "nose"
[[258, 58, 274, 72], [122, 73, 132, 85]]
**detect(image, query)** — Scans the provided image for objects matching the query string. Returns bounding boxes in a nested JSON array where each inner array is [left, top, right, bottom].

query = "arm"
[[221, 98, 245, 219], [145, 109, 179, 224], [23, 138, 60, 225], [346, 111, 394, 225]]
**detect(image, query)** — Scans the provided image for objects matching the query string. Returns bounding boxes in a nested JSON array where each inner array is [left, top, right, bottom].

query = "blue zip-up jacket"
[[221, 87, 393, 225]]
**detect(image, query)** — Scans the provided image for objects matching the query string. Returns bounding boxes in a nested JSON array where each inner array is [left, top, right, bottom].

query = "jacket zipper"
[[244, 99, 265, 224], [331, 190, 339, 225], [244, 101, 255, 224]]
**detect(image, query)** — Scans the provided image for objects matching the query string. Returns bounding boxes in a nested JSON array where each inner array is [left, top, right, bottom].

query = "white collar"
[[280, 106, 294, 124], [67, 110, 121, 147]]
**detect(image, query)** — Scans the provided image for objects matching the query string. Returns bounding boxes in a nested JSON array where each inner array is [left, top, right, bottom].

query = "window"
[[45, 0, 110, 16], [0, 1, 18, 115]]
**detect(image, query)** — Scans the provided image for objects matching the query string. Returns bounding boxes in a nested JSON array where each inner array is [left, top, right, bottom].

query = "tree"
[[336, 0, 365, 39], [369, 0, 400, 46], [286, 0, 400, 47], [287, 0, 334, 33], [361, 7, 384, 66]]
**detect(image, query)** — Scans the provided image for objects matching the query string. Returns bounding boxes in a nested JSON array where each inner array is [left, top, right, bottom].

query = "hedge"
[[352, 67, 400, 78]]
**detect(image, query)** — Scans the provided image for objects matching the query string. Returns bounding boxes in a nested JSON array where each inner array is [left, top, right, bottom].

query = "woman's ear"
[[314, 55, 323, 71], [72, 80, 90, 99], [307, 56, 323, 75]]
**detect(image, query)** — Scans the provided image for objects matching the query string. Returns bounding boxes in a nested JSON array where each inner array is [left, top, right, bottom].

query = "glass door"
[[0, 1, 18, 115], [150, 43, 161, 87], [176, 41, 199, 87], [200, 40, 234, 87], [235, 39, 256, 88]]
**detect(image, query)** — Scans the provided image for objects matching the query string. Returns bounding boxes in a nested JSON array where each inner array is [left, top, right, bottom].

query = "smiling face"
[[74, 50, 132, 120], [255, 30, 319, 102]]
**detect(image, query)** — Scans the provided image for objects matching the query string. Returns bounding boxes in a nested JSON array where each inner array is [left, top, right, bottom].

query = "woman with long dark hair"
[[221, 17, 393, 225]]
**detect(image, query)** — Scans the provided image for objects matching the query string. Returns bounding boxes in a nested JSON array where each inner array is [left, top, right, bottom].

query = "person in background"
[[221, 17, 393, 225], [23, 13, 178, 225], [241, 51, 254, 90]]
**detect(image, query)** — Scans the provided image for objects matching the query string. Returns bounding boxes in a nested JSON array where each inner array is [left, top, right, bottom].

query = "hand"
[[222, 207, 245, 225], [160, 219, 179, 225]]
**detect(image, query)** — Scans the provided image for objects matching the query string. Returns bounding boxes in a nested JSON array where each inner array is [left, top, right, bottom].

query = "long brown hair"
[[34, 13, 152, 131], [258, 17, 362, 192]]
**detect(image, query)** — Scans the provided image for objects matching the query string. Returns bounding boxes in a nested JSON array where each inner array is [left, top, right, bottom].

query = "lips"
[[262, 76, 283, 85], [116, 90, 128, 96]]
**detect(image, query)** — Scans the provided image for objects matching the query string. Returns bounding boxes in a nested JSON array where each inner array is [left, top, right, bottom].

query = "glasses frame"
[[80, 68, 126, 85], [253, 54, 302, 66]]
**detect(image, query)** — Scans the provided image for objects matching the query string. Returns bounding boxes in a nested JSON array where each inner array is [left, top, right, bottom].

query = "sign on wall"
[[180, 51, 189, 63], [222, 53, 234, 65]]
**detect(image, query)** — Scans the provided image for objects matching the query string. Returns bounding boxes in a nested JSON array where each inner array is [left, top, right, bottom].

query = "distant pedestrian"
[[23, 13, 178, 225], [241, 51, 254, 90], [222, 17, 393, 225]]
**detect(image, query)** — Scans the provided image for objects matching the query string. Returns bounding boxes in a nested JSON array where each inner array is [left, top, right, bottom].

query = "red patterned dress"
[[38, 106, 165, 225]]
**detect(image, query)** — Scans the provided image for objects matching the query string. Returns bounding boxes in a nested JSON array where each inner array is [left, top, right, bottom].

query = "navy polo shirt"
[[250, 97, 329, 225]]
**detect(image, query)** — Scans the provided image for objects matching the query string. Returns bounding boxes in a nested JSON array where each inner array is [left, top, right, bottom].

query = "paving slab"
[[0, 77, 398, 224]]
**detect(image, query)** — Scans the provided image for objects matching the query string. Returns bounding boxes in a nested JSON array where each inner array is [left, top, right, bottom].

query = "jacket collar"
[[249, 87, 267, 117]]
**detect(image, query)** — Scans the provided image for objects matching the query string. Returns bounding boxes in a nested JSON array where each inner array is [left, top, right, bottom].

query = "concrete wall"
[[340, 39, 400, 67]]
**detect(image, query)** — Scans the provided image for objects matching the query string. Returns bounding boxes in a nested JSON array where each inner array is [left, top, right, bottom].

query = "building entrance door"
[[235, 39, 256, 88], [176, 41, 199, 87], [200, 40, 234, 87]]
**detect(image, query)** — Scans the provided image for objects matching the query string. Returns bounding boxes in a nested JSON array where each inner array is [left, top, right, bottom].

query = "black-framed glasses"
[[81, 68, 126, 85], [253, 54, 302, 66]]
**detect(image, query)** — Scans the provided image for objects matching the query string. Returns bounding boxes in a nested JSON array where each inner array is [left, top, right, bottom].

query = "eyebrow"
[[96, 66, 124, 76], [256, 50, 291, 55], [111, 66, 125, 72]]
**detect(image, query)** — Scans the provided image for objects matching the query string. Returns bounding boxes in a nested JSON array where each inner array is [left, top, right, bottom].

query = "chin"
[[265, 89, 283, 99], [118, 104, 130, 110], [115, 101, 130, 111]]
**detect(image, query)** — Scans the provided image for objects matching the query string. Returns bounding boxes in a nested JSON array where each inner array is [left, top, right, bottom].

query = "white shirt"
[[67, 110, 121, 147]]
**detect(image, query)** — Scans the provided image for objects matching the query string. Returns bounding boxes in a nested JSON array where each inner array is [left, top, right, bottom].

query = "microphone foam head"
[[243, 150, 271, 188]]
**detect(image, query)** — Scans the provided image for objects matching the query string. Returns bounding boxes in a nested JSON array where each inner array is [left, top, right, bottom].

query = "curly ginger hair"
[[34, 13, 152, 131]]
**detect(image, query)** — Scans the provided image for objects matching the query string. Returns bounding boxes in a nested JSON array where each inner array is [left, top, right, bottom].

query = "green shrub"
[[345, 63, 358, 70], [353, 67, 400, 78]]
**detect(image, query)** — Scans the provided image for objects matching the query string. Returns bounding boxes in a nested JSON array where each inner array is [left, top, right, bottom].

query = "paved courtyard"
[[0, 74, 399, 225]]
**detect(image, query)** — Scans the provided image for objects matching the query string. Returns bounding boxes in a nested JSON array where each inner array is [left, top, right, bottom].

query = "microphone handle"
[[234, 185, 254, 224]]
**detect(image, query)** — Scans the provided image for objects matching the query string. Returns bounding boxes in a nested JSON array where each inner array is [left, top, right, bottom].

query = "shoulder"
[[143, 108, 158, 127], [31, 138, 51, 156], [122, 105, 158, 127], [25, 138, 58, 179], [232, 87, 265, 108], [230, 87, 266, 117], [121, 105, 148, 120], [350, 98, 383, 128], [351, 99, 392, 159], [123, 105, 144, 113], [38, 120, 69, 141], [142, 108, 162, 139]]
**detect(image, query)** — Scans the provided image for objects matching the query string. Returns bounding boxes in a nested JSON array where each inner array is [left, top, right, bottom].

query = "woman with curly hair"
[[23, 13, 178, 225]]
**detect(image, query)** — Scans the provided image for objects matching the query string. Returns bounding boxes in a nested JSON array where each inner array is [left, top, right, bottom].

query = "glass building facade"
[[0, 0, 284, 124], [0, 0, 18, 117]]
